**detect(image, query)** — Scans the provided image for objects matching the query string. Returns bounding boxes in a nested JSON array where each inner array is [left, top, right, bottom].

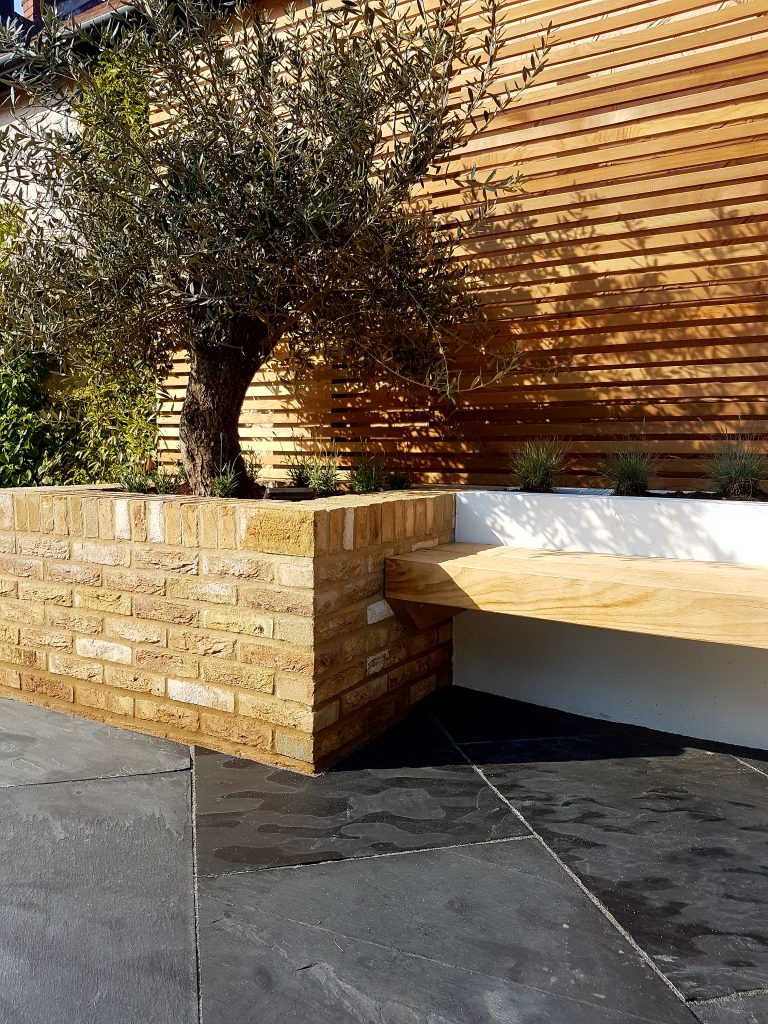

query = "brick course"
[[0, 487, 454, 772]]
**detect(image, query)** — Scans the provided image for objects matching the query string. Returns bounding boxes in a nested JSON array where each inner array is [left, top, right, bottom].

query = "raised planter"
[[454, 489, 768, 750], [0, 487, 454, 772]]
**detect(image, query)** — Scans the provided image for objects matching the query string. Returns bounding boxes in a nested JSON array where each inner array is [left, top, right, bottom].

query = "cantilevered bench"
[[385, 543, 768, 650]]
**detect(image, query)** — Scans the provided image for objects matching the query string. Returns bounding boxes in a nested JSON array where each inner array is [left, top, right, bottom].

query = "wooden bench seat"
[[385, 543, 768, 650]]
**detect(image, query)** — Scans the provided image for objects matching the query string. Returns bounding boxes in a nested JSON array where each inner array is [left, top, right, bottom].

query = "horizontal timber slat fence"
[[158, 0, 768, 489]]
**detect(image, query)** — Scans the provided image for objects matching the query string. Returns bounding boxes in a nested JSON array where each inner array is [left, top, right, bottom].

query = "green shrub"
[[307, 452, 341, 497], [63, 355, 157, 484], [0, 357, 55, 487], [349, 454, 387, 494], [604, 447, 659, 497], [212, 463, 239, 498], [511, 439, 566, 493], [286, 455, 311, 488], [151, 462, 187, 494], [118, 463, 155, 494], [708, 433, 767, 499]]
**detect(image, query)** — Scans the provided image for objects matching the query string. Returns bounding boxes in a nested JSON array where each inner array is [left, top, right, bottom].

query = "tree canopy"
[[0, 0, 549, 493]]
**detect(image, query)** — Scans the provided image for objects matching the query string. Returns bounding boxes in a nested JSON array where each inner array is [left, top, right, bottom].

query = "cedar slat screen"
[[158, 0, 768, 487]]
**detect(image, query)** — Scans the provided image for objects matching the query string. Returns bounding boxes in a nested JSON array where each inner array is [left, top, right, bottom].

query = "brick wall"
[[0, 487, 454, 772]]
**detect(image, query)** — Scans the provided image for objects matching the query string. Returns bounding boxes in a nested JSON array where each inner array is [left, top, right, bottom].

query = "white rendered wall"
[[453, 491, 768, 750]]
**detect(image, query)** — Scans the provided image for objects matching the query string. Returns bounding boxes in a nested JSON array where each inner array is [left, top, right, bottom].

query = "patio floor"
[[0, 689, 766, 1023]]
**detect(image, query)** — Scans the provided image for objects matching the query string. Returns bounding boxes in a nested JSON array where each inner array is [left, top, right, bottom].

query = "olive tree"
[[0, 0, 549, 494]]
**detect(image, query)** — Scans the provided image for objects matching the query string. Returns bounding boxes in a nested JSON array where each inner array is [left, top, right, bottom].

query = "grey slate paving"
[[465, 732, 768, 1002], [195, 713, 527, 876], [0, 696, 190, 787], [433, 687, 626, 745], [0, 771, 198, 1024], [691, 994, 768, 1023], [199, 838, 696, 1024]]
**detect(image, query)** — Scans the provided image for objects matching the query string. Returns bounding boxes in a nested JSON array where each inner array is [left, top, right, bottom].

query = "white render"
[[453, 490, 768, 750]]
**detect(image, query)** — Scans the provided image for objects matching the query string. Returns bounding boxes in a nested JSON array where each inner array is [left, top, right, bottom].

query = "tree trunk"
[[179, 328, 268, 496]]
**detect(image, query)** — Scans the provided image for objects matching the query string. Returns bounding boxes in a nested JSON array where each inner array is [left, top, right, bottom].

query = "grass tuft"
[[511, 439, 566, 493]]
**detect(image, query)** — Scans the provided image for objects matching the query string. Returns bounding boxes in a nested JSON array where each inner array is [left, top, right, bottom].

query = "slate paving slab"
[[467, 732, 768, 1002], [195, 713, 527, 876], [431, 687, 627, 745], [692, 993, 768, 1023], [0, 772, 198, 1024], [0, 696, 190, 787], [199, 837, 696, 1024]]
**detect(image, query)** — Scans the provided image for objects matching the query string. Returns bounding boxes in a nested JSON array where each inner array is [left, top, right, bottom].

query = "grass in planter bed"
[[511, 439, 566, 493], [707, 433, 768, 500], [604, 447, 659, 497]]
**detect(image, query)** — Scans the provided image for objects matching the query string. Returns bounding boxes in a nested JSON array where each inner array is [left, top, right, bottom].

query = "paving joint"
[[429, 712, 696, 1011]]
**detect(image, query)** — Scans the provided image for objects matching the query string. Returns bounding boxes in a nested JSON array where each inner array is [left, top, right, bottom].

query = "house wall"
[[0, 487, 453, 772], [152, 0, 768, 489]]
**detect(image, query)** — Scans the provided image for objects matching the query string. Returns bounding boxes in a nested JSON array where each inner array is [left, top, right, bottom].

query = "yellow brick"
[[135, 698, 199, 732], [181, 504, 199, 547], [274, 673, 313, 704], [200, 712, 271, 750], [132, 547, 199, 575], [76, 684, 134, 717], [201, 660, 273, 693], [44, 562, 101, 587], [164, 502, 182, 546], [135, 648, 199, 678], [203, 606, 273, 638], [47, 607, 102, 635], [105, 664, 165, 696], [239, 507, 314, 556], [75, 590, 132, 615], [22, 672, 74, 702], [238, 691, 313, 731], [0, 643, 42, 668], [167, 678, 234, 712], [105, 617, 166, 646], [72, 541, 130, 567], [199, 505, 218, 548], [97, 499, 114, 539], [104, 569, 166, 595], [273, 616, 314, 645], [18, 537, 68, 560], [239, 584, 312, 616], [0, 600, 44, 625], [53, 495, 71, 534], [20, 627, 72, 651], [130, 500, 147, 542], [134, 596, 199, 626], [74, 637, 132, 664], [17, 580, 72, 606], [0, 555, 43, 579], [273, 729, 313, 764], [218, 504, 237, 548], [240, 641, 313, 675], [341, 676, 388, 715], [146, 500, 165, 543], [169, 629, 236, 659], [48, 653, 104, 682], [201, 553, 275, 582], [0, 667, 20, 689], [39, 495, 54, 533], [168, 578, 236, 605], [0, 494, 13, 531]]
